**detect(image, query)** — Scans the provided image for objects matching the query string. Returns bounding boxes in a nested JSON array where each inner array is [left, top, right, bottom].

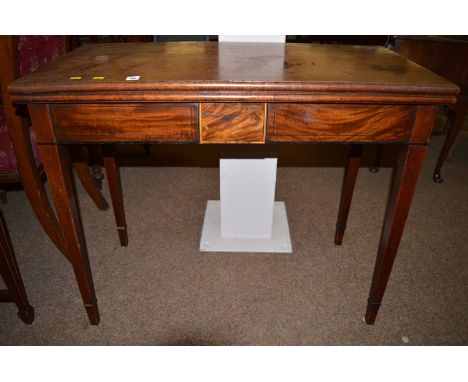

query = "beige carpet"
[[0, 132, 467, 345]]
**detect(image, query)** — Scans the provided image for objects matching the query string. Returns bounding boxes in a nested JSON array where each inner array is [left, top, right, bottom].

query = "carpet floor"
[[0, 132, 467, 345]]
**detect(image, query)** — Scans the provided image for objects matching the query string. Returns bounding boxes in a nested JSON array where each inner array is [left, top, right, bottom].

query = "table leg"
[[102, 145, 128, 247], [365, 144, 426, 324], [335, 144, 362, 245], [38, 144, 100, 325], [0, 211, 35, 324], [433, 95, 468, 183]]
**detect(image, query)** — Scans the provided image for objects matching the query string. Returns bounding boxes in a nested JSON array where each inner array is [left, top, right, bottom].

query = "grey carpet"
[[0, 132, 467, 345]]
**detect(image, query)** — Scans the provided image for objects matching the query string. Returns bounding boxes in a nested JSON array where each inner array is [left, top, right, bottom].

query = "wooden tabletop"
[[9, 42, 459, 104]]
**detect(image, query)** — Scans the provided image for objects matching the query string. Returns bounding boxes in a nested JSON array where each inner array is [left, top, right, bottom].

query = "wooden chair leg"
[[369, 145, 383, 173], [335, 144, 362, 245], [0, 210, 34, 324], [102, 145, 128, 247], [433, 95, 468, 183], [72, 146, 109, 211]]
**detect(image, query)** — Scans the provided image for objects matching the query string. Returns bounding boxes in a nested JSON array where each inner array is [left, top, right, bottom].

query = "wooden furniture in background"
[[0, 210, 34, 324], [394, 36, 468, 183], [0, 36, 110, 253], [371, 36, 468, 181], [0, 36, 127, 252], [69, 35, 153, 50], [287, 35, 389, 46], [8, 42, 458, 326]]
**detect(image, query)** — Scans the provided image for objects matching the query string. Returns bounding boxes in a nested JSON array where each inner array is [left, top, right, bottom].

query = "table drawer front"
[[50, 103, 198, 143], [268, 104, 415, 142], [200, 103, 266, 143]]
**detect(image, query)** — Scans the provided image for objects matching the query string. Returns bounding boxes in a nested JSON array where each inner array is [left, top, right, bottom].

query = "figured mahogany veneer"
[[47, 103, 198, 143], [200, 103, 265, 143], [268, 104, 416, 143]]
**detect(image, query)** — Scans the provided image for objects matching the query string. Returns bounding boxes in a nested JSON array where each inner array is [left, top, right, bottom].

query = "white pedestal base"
[[220, 158, 278, 238], [199, 201, 292, 253]]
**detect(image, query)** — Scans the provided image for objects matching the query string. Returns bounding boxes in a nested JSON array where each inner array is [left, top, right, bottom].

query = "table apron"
[[32, 103, 435, 145]]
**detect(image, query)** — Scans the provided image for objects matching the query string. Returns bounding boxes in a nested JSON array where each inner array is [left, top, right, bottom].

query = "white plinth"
[[199, 201, 292, 253], [220, 158, 277, 238]]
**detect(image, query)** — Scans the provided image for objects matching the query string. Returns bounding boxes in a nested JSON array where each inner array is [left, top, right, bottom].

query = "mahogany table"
[[8, 42, 458, 325]]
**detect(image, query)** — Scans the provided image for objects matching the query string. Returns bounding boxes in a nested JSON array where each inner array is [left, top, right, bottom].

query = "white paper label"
[[126, 75, 140, 81]]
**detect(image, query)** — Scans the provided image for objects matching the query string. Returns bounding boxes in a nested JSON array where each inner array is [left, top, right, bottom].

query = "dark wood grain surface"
[[48, 103, 198, 143], [9, 42, 458, 104], [268, 104, 415, 143], [200, 103, 265, 143]]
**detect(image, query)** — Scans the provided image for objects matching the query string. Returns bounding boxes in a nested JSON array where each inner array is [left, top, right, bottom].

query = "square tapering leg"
[[365, 145, 427, 324], [102, 145, 128, 247], [335, 144, 362, 245], [38, 144, 100, 325]]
